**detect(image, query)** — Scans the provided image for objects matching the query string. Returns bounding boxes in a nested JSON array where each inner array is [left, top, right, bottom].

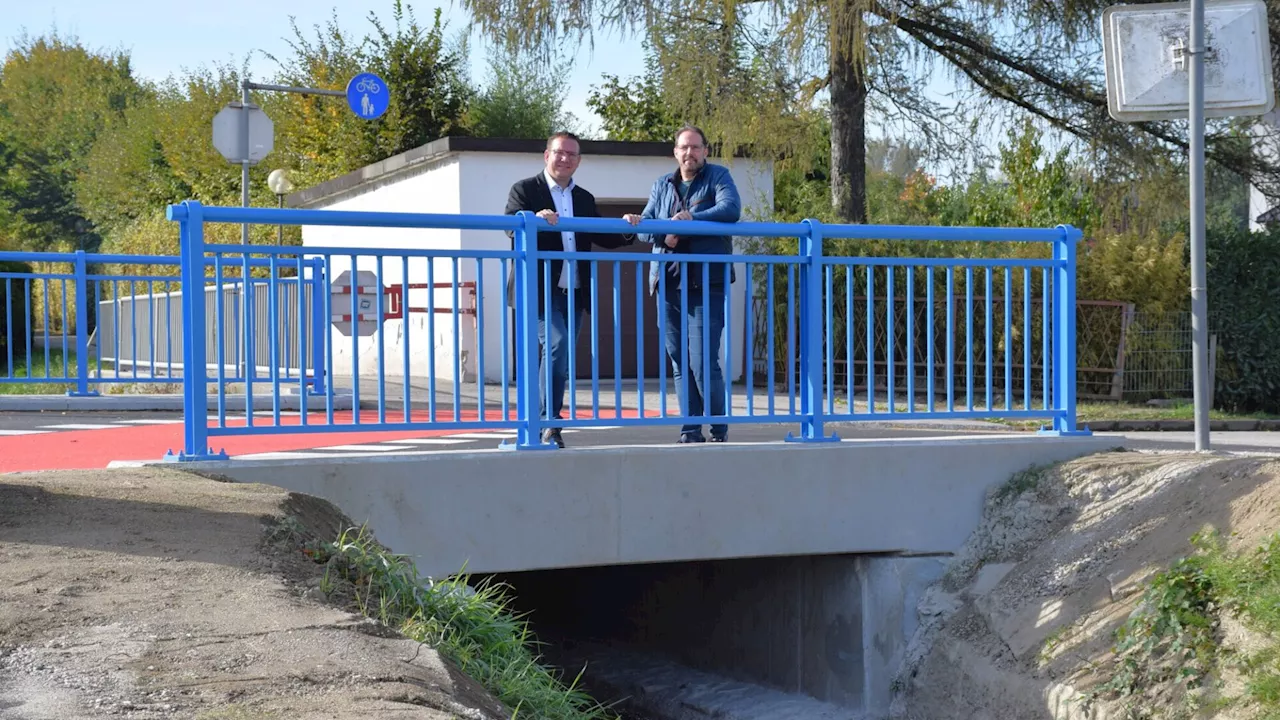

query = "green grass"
[[0, 346, 86, 394], [1087, 531, 1280, 719], [306, 525, 618, 720], [989, 401, 1280, 430]]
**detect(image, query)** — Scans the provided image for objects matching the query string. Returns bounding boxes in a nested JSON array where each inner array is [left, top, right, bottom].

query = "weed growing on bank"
[[1087, 531, 1280, 719], [306, 525, 617, 720]]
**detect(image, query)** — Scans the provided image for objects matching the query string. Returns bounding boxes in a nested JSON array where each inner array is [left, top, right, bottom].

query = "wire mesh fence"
[[749, 294, 1202, 406]]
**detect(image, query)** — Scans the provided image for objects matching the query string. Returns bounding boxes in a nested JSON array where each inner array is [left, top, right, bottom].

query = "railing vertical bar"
[[111, 279, 120, 380], [4, 279, 12, 378], [1004, 266, 1012, 411], [214, 255, 226, 425], [427, 257, 436, 422], [476, 258, 487, 424], [269, 256, 282, 425], [500, 258, 510, 422], [927, 267, 934, 413], [681, 268, 690, 423], [635, 259, 645, 419], [297, 255, 309, 427], [544, 258, 554, 428], [825, 264, 834, 415], [613, 261, 622, 417], [965, 266, 974, 412], [866, 265, 875, 414], [945, 267, 954, 412], [906, 267, 915, 413], [322, 254, 335, 426], [1023, 267, 1031, 410], [148, 280, 157, 378], [592, 260, 602, 419], [723, 261, 732, 423], [376, 255, 387, 425], [41, 278, 51, 378], [565, 258, 577, 423], [787, 263, 796, 415], [1042, 267, 1051, 411], [402, 255, 412, 424], [887, 266, 895, 413], [701, 262, 710, 425], [165, 277, 173, 379], [766, 265, 775, 416], [59, 278, 69, 379], [240, 258, 254, 426], [348, 254, 360, 426], [744, 263, 754, 416], [658, 266, 668, 417], [985, 266, 993, 411], [451, 257, 461, 425], [845, 266, 854, 410], [129, 278, 138, 379]]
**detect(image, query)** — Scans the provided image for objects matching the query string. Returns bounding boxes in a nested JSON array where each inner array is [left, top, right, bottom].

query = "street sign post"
[[1102, 0, 1273, 452], [330, 269, 386, 337], [211, 103, 274, 163], [346, 72, 390, 120]]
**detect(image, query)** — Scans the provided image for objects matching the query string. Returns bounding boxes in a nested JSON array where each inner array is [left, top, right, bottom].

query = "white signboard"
[[1102, 0, 1274, 121]]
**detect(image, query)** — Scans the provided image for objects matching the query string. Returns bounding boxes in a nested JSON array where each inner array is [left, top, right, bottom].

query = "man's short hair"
[[674, 125, 708, 148], [546, 131, 581, 149]]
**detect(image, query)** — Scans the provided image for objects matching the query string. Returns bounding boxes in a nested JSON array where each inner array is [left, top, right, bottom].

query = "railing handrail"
[[164, 201, 1083, 245]]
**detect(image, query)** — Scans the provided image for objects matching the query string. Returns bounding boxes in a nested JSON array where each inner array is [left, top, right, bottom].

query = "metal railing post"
[[507, 210, 554, 450], [66, 250, 99, 397], [167, 201, 227, 461], [787, 219, 839, 443], [309, 259, 327, 396], [1044, 224, 1089, 436]]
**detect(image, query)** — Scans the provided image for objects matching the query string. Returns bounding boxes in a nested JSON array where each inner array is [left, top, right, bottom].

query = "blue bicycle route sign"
[[346, 72, 389, 120]]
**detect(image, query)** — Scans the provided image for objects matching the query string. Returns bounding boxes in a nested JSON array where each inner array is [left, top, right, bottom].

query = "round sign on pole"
[[346, 72, 390, 120]]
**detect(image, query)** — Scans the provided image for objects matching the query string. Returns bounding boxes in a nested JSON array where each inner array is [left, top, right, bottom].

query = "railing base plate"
[[498, 439, 560, 451], [65, 390, 100, 398], [162, 448, 231, 462], [784, 431, 842, 443], [1036, 425, 1094, 437]]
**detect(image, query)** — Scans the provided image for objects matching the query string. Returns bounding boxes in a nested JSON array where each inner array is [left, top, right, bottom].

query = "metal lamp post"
[[266, 169, 295, 245]]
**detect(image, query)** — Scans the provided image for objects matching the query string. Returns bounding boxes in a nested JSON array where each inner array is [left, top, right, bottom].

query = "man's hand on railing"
[[623, 214, 680, 248], [535, 209, 560, 225]]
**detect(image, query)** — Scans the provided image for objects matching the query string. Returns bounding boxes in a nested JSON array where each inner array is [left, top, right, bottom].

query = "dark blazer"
[[504, 173, 631, 309]]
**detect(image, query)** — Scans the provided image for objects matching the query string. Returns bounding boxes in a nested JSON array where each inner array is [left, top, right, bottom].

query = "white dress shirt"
[[544, 170, 577, 289]]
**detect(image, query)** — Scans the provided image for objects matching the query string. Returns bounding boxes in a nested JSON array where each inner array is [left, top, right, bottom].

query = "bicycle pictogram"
[[355, 78, 382, 94]]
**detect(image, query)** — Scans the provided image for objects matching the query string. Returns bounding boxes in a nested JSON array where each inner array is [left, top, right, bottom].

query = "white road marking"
[[312, 444, 415, 452], [442, 432, 517, 440], [396, 438, 470, 445], [0, 429, 50, 436], [39, 423, 121, 430]]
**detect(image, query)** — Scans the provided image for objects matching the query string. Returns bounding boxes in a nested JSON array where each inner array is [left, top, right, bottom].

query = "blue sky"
[[3, 0, 646, 136]]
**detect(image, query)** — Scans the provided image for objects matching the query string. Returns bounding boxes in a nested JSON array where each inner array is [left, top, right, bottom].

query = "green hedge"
[[1207, 225, 1280, 413]]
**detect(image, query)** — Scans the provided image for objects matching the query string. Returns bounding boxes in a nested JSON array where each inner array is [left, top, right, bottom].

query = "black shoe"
[[709, 434, 727, 443], [677, 433, 706, 444], [541, 428, 565, 448]]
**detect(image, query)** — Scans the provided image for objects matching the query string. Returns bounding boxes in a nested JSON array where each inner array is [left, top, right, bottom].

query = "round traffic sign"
[[346, 72, 389, 120]]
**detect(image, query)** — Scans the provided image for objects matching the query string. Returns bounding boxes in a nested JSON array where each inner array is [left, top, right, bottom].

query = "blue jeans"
[[661, 283, 727, 438], [537, 291, 584, 425]]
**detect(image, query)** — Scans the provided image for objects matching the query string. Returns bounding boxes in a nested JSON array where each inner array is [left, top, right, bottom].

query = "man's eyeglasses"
[[675, 144, 705, 153], [550, 150, 580, 159]]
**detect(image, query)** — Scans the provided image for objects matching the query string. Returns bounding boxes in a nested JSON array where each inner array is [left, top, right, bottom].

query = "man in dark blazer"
[[504, 131, 631, 448]]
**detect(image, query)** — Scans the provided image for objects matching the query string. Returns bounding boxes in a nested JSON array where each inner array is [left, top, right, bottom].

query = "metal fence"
[[0, 251, 325, 395], [164, 201, 1085, 459]]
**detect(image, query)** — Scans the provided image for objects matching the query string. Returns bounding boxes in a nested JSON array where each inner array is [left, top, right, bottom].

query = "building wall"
[[301, 149, 775, 384], [301, 158, 471, 382], [459, 152, 775, 383], [1250, 109, 1279, 231]]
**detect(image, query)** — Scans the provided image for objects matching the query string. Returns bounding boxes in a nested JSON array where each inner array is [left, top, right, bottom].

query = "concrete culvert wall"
[[487, 552, 948, 720]]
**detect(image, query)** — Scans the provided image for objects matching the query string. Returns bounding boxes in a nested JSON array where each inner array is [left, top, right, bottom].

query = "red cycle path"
[[0, 408, 655, 473]]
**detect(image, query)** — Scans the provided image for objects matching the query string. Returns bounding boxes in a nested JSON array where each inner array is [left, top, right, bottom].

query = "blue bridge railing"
[[0, 251, 325, 397], [156, 200, 1086, 460]]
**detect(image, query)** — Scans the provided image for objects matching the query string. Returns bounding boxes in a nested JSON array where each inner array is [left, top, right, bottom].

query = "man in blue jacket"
[[624, 126, 741, 443]]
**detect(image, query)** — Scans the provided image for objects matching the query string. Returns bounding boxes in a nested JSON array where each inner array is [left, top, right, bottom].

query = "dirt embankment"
[[894, 451, 1280, 720], [0, 468, 510, 719]]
